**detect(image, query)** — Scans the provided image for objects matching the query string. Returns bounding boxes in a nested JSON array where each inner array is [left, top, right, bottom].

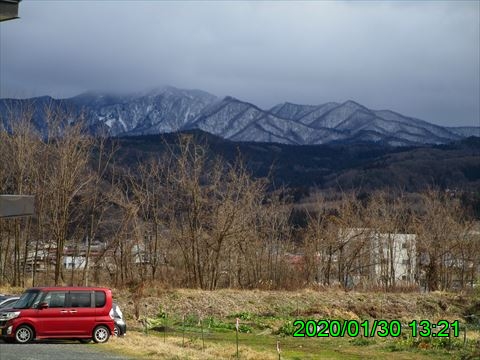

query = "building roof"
[[0, 0, 21, 22]]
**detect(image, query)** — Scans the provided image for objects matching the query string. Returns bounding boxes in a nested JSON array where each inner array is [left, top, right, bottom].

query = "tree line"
[[0, 106, 479, 291]]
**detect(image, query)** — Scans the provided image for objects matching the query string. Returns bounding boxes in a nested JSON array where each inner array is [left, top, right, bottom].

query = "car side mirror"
[[38, 302, 49, 309]]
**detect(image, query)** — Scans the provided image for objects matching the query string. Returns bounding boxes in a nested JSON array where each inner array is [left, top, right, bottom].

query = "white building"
[[335, 228, 417, 287], [372, 232, 416, 284], [63, 255, 87, 270]]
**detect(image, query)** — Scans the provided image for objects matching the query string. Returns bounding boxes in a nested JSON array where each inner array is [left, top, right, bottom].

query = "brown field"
[[2, 286, 479, 359], [112, 287, 475, 324]]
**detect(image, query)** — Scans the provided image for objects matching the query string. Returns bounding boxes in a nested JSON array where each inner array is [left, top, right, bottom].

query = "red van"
[[0, 287, 115, 344]]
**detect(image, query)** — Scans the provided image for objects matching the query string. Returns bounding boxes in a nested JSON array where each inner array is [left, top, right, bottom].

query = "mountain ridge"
[[1, 86, 478, 146]]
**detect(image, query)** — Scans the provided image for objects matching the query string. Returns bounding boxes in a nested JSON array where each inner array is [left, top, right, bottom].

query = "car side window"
[[94, 291, 106, 308], [69, 291, 92, 307], [43, 291, 66, 308]]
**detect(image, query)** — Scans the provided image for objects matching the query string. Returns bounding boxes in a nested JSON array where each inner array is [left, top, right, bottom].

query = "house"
[[63, 255, 87, 270], [314, 228, 417, 288], [0, 1, 22, 23], [372, 232, 416, 284]]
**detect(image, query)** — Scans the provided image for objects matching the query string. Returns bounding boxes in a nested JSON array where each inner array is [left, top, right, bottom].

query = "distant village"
[[22, 226, 479, 291]]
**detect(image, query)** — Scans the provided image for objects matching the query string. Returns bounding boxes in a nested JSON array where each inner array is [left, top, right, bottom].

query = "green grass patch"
[[141, 312, 479, 359]]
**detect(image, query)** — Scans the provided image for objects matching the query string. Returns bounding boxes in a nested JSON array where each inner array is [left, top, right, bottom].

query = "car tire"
[[92, 325, 110, 344], [15, 325, 34, 344], [114, 324, 121, 336]]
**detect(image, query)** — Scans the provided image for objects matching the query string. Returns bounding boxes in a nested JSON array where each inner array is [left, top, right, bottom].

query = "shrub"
[[276, 321, 297, 336]]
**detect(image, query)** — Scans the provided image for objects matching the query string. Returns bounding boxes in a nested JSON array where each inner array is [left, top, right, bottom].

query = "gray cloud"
[[0, 0, 478, 127]]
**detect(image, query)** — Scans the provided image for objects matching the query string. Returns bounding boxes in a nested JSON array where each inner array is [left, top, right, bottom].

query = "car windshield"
[[13, 290, 41, 309]]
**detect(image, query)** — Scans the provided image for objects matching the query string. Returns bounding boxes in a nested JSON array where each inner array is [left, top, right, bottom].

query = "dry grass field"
[[105, 332, 278, 360], [113, 287, 475, 324], [103, 288, 480, 359], [2, 286, 479, 359]]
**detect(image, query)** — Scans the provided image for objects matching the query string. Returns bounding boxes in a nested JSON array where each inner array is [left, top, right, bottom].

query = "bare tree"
[[368, 191, 413, 290], [0, 102, 42, 286], [413, 190, 465, 291], [162, 136, 247, 288], [42, 105, 94, 285]]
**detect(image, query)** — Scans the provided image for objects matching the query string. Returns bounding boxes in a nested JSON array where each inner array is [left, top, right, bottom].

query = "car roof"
[[0, 297, 20, 306], [25, 287, 111, 291], [0, 296, 19, 300]]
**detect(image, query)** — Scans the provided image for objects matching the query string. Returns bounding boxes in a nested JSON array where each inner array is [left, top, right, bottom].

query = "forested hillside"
[[1, 114, 479, 291], [113, 131, 480, 194]]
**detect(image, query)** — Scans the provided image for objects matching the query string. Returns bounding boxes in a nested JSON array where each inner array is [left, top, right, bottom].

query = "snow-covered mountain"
[[446, 126, 480, 137], [1, 86, 477, 146], [73, 86, 218, 135]]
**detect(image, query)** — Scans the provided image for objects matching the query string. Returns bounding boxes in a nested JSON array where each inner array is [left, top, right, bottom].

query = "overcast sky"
[[0, 1, 479, 127]]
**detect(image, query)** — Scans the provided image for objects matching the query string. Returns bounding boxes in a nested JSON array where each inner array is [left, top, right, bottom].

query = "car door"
[[66, 290, 96, 336], [36, 291, 72, 337]]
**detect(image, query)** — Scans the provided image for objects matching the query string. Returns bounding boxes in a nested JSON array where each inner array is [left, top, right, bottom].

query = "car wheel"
[[15, 325, 34, 344], [114, 324, 121, 336], [92, 325, 110, 344]]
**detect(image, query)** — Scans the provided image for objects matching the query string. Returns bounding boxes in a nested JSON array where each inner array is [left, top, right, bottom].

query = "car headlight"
[[0, 311, 20, 320]]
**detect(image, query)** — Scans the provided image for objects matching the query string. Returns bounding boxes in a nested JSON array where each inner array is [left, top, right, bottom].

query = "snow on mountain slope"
[[373, 110, 460, 141], [193, 97, 341, 145], [1, 86, 477, 146], [329, 110, 459, 144], [269, 102, 319, 121], [446, 126, 480, 137], [231, 112, 321, 145], [308, 101, 369, 129], [296, 102, 341, 127], [189, 97, 263, 138], [73, 86, 218, 135]]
